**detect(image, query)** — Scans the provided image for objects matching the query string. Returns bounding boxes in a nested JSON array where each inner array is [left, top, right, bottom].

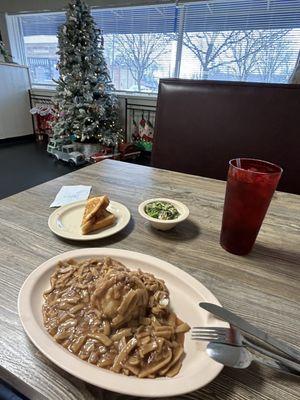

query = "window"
[[17, 12, 64, 85], [180, 0, 300, 83], [14, 5, 179, 90], [8, 0, 300, 91], [92, 6, 178, 92]]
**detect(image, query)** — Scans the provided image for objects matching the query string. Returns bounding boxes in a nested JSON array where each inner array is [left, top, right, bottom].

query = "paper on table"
[[50, 185, 92, 208]]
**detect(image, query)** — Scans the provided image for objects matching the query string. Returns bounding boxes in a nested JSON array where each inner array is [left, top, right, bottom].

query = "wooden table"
[[0, 160, 299, 400]]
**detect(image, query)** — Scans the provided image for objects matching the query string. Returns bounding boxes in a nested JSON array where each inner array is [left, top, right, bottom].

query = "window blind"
[[12, 0, 300, 88], [19, 5, 179, 37], [92, 5, 179, 35], [180, 0, 300, 83], [20, 12, 65, 36], [183, 0, 300, 32], [91, 5, 179, 91], [18, 4, 179, 90]]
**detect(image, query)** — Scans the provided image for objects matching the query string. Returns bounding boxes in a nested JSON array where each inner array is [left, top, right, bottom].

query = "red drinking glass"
[[220, 158, 282, 255]]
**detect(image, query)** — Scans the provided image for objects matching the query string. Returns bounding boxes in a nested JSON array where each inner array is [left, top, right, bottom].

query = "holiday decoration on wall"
[[138, 113, 146, 138], [129, 110, 155, 152], [0, 39, 12, 63], [30, 104, 56, 140], [51, 0, 123, 145], [131, 110, 140, 141], [141, 113, 154, 142]]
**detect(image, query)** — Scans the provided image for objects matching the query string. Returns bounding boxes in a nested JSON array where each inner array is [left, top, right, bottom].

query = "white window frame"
[[5, 12, 27, 65]]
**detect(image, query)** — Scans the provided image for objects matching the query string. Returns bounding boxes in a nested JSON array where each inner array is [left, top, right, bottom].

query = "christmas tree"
[[52, 0, 122, 145]]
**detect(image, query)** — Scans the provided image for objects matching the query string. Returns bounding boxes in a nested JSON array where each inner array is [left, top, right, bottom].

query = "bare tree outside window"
[[228, 31, 264, 80], [182, 31, 246, 79], [228, 29, 291, 82], [106, 33, 170, 92], [256, 31, 293, 82], [183, 28, 293, 83]]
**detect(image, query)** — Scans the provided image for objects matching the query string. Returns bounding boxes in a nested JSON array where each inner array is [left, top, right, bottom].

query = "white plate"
[[48, 200, 130, 241], [18, 248, 227, 398]]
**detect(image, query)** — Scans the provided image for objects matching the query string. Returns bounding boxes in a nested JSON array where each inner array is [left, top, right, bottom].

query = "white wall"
[[0, 0, 174, 13], [0, 63, 32, 139]]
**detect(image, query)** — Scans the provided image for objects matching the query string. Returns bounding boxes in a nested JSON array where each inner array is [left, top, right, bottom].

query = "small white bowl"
[[138, 198, 189, 231]]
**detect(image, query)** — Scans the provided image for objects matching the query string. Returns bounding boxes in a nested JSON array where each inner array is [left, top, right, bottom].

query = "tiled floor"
[[0, 140, 151, 200], [0, 141, 84, 200]]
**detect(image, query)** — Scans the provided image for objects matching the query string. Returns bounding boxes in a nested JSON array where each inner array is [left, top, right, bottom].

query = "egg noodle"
[[42, 257, 190, 378]]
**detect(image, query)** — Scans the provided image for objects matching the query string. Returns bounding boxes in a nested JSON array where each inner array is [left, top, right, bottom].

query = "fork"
[[192, 326, 300, 372]]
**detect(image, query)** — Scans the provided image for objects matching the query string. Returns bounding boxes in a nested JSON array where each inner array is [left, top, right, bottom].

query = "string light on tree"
[[51, 0, 123, 145]]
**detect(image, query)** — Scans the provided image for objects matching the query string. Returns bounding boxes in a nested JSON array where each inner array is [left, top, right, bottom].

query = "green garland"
[[0, 40, 11, 63]]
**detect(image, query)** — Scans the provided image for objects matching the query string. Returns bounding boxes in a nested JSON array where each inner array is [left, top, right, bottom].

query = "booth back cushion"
[[152, 79, 300, 194]]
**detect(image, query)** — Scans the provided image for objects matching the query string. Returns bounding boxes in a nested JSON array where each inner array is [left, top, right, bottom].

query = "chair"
[[151, 78, 300, 194]]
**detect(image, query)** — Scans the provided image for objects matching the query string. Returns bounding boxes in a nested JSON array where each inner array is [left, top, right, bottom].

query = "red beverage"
[[220, 158, 282, 255]]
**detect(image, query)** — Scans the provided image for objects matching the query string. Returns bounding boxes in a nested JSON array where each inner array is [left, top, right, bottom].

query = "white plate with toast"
[[48, 199, 130, 241]]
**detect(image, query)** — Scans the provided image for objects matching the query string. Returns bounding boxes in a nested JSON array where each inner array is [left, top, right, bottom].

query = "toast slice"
[[81, 196, 115, 234], [82, 196, 110, 223], [81, 210, 116, 234]]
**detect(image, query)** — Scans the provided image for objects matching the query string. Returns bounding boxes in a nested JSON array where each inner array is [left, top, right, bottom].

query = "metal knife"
[[200, 302, 300, 363]]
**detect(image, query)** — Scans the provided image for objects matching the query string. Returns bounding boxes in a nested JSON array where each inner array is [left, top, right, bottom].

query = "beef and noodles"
[[42, 257, 190, 378]]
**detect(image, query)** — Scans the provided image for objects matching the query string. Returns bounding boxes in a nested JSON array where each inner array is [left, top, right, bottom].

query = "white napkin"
[[50, 185, 92, 208]]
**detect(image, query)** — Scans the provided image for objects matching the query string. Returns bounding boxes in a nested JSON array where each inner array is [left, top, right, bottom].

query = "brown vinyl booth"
[[151, 79, 300, 194]]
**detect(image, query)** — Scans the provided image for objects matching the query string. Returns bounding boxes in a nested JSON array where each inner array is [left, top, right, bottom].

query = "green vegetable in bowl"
[[144, 201, 180, 220]]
